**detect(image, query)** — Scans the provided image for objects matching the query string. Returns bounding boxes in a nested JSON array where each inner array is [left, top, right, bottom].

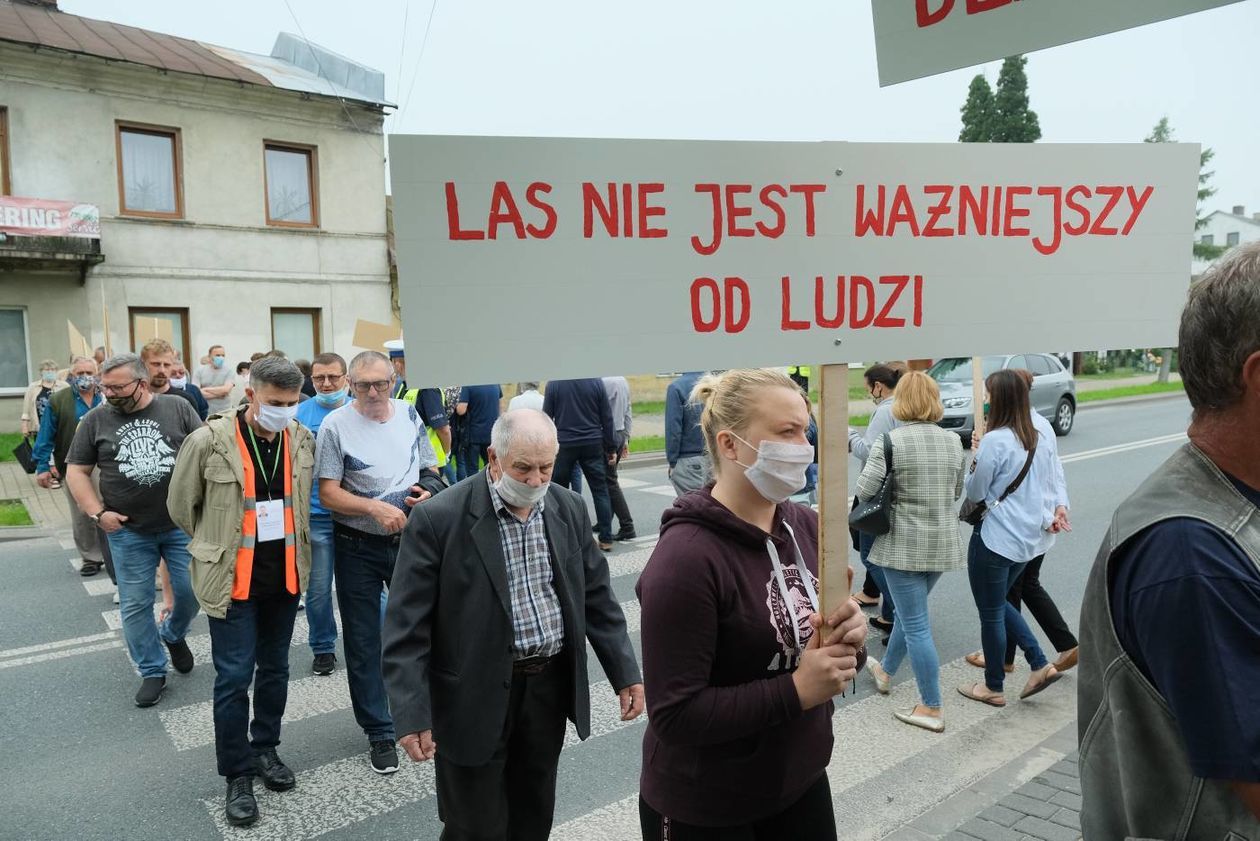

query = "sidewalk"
[[0, 460, 72, 537], [884, 723, 1082, 841]]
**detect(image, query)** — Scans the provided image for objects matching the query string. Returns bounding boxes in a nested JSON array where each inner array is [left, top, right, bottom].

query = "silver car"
[[928, 354, 1077, 443]]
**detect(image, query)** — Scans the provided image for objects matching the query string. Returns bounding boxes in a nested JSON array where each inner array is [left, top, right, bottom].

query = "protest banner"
[[67, 320, 92, 360], [872, 0, 1246, 86], [351, 318, 402, 352], [132, 316, 173, 348], [390, 135, 1199, 614]]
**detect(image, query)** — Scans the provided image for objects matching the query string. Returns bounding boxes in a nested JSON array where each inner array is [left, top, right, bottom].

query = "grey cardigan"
[[855, 422, 968, 573]]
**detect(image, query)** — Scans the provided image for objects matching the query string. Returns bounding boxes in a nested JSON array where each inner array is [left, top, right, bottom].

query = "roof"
[[0, 1, 391, 107], [1206, 210, 1260, 229]]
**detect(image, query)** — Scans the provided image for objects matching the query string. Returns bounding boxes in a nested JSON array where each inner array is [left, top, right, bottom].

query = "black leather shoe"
[[164, 638, 194, 674], [134, 676, 166, 707], [311, 653, 336, 676], [255, 748, 296, 792], [225, 775, 258, 826], [614, 528, 637, 541]]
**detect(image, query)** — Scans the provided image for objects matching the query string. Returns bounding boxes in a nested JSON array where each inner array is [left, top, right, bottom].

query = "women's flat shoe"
[[1053, 647, 1079, 673], [894, 709, 945, 733], [868, 659, 891, 694], [965, 651, 1015, 673]]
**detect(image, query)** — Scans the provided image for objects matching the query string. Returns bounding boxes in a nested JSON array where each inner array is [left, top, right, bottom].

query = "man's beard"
[[150, 375, 168, 389]]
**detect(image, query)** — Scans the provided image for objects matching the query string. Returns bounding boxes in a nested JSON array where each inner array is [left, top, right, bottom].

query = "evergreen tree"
[[1144, 117, 1225, 261], [991, 56, 1041, 143], [958, 74, 996, 142]]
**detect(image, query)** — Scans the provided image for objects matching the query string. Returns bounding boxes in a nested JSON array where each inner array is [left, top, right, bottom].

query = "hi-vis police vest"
[[401, 387, 448, 468], [231, 422, 297, 600]]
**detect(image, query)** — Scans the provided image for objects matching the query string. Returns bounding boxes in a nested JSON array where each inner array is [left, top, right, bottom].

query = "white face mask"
[[256, 403, 298, 433], [730, 432, 815, 504], [495, 471, 549, 508], [169, 376, 188, 389]]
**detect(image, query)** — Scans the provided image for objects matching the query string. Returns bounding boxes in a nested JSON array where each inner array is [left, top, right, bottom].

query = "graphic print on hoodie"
[[635, 486, 834, 827]]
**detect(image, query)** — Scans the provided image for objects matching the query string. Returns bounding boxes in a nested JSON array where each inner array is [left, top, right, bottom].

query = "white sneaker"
[[113, 592, 120, 604]]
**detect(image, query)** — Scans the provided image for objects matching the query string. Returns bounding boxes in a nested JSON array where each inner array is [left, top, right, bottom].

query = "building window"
[[264, 143, 318, 227], [129, 307, 190, 364], [0, 307, 30, 394], [271, 308, 321, 361], [1227, 232, 1240, 247], [1200, 234, 1214, 246], [116, 122, 183, 217], [0, 107, 10, 196]]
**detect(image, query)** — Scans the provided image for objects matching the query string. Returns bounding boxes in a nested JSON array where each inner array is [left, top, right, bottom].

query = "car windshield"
[[927, 356, 1005, 383]]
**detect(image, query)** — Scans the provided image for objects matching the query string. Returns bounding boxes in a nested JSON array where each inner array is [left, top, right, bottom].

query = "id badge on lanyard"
[[256, 499, 285, 542]]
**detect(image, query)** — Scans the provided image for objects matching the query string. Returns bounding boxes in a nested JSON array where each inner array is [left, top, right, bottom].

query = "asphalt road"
[[0, 395, 1193, 841]]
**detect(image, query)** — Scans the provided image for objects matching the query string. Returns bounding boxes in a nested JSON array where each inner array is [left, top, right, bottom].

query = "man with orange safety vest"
[[168, 355, 315, 828]]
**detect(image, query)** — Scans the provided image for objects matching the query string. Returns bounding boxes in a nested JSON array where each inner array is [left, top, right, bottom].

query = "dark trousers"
[[553, 441, 613, 543], [333, 525, 398, 740], [458, 441, 490, 482], [1003, 554, 1079, 665], [639, 773, 836, 840], [208, 594, 300, 778], [435, 659, 570, 841], [605, 435, 634, 534]]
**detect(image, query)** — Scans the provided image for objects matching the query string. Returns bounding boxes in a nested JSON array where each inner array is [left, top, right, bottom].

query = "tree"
[[1144, 116, 1226, 381], [959, 74, 996, 142], [991, 56, 1041, 143]]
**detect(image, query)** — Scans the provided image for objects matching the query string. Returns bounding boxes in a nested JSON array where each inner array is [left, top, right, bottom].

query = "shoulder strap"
[[997, 444, 1036, 503], [882, 432, 893, 470]]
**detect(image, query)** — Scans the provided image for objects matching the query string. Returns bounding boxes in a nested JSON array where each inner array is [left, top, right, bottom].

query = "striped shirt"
[[486, 472, 565, 659]]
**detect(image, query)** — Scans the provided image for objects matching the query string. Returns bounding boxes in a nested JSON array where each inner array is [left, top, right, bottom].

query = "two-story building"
[[1192, 204, 1260, 276], [0, 0, 394, 426]]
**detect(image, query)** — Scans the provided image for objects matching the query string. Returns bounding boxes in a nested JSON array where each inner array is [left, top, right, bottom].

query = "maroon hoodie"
[[635, 487, 835, 827]]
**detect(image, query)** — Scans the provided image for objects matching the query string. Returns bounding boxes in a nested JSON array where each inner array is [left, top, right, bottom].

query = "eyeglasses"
[[350, 380, 393, 394], [311, 374, 345, 385], [101, 378, 141, 395]]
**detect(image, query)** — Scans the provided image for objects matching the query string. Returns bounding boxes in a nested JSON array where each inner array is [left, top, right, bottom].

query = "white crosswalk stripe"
[[82, 578, 116, 597], [639, 484, 678, 497]]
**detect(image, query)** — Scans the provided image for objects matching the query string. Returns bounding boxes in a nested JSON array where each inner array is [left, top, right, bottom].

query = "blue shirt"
[[1110, 474, 1260, 783], [964, 425, 1061, 562], [295, 396, 351, 517], [459, 385, 502, 445], [665, 372, 705, 465], [34, 390, 102, 473]]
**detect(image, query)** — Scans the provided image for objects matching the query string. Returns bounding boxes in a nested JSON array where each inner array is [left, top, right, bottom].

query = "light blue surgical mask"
[[211, 355, 226, 369], [314, 387, 348, 408], [41, 370, 56, 383]]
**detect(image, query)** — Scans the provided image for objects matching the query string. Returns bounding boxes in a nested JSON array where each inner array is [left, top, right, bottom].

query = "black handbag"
[[12, 435, 36, 474], [960, 444, 1036, 526], [849, 435, 894, 536]]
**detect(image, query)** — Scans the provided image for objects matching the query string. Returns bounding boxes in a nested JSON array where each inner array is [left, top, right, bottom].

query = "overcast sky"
[[61, 0, 1260, 216]]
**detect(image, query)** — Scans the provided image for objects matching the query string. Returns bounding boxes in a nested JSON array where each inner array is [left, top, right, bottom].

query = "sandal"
[[1019, 665, 1062, 700], [957, 682, 1006, 707], [852, 593, 880, 607], [965, 651, 1016, 673], [869, 616, 894, 634], [79, 560, 103, 577]]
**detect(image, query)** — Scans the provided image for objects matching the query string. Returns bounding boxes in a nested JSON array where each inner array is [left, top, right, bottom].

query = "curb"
[[0, 525, 50, 542]]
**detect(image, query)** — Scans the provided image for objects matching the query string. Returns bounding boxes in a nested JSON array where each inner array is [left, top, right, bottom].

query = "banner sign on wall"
[[389, 135, 1198, 385], [872, 0, 1247, 86], [0, 196, 101, 239]]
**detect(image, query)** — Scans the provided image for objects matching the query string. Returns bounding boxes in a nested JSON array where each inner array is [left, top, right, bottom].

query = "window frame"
[[1201, 234, 1215, 246], [0, 107, 11, 196], [115, 121, 185, 219], [270, 307, 322, 357], [262, 141, 320, 229], [0, 306, 31, 396], [1226, 232, 1241, 247], [128, 306, 191, 364]]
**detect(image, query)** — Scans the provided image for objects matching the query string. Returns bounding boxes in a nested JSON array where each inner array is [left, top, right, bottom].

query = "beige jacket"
[[21, 378, 69, 426], [167, 405, 314, 619]]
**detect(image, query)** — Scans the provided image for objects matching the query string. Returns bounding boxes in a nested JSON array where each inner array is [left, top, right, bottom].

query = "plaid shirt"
[[486, 472, 565, 658]]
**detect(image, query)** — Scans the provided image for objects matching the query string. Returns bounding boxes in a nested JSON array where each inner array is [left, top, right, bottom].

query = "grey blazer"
[[382, 472, 642, 767], [856, 422, 968, 573]]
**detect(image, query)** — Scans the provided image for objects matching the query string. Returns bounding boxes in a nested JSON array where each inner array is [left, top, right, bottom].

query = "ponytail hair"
[[691, 368, 804, 472]]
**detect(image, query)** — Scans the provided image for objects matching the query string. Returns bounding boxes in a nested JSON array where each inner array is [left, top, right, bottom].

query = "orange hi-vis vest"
[[232, 422, 298, 600]]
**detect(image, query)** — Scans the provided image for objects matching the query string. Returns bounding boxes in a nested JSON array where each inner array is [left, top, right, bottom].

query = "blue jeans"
[[306, 515, 337, 656], [333, 524, 397, 741], [208, 594, 300, 777], [107, 527, 198, 678], [860, 532, 895, 624], [879, 568, 944, 708], [457, 442, 489, 482], [967, 528, 1048, 691]]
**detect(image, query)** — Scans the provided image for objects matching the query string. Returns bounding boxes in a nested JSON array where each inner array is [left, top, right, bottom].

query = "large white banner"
[[390, 136, 1198, 385], [873, 0, 1246, 86]]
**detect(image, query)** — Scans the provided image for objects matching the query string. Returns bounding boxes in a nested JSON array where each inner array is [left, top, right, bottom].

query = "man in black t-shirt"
[[168, 355, 315, 829], [65, 353, 203, 709]]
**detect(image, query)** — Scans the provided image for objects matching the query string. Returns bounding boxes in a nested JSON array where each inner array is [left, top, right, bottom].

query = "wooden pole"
[[817, 363, 851, 620], [101, 281, 112, 357], [972, 357, 985, 441]]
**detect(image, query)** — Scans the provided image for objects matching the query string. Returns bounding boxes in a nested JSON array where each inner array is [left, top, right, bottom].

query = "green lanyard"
[[245, 425, 284, 501]]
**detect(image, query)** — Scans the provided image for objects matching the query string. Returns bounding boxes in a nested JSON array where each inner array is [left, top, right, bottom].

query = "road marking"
[[639, 485, 678, 497], [166, 599, 642, 752], [82, 578, 117, 597], [0, 639, 124, 670], [0, 629, 119, 660], [59, 538, 78, 552], [1060, 432, 1185, 464], [616, 477, 650, 489]]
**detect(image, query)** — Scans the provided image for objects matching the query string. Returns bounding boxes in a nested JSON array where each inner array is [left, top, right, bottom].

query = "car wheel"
[[1054, 397, 1075, 436]]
